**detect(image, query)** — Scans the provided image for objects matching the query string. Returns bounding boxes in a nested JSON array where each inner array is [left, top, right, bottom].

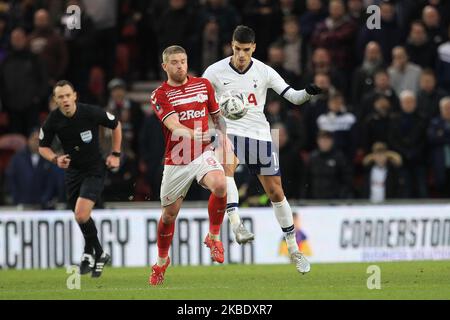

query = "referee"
[[39, 80, 122, 277]]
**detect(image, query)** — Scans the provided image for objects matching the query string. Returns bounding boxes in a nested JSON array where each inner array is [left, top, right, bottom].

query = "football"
[[219, 92, 248, 120]]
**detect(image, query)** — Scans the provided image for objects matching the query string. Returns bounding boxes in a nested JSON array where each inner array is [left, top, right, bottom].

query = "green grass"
[[1, 261, 449, 300]]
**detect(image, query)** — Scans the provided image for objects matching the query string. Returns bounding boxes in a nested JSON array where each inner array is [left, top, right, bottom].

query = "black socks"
[[78, 218, 104, 259]]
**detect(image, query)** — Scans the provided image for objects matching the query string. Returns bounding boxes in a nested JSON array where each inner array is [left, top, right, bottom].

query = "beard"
[[170, 71, 188, 84]]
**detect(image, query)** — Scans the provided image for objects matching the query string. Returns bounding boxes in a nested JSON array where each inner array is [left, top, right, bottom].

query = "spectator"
[[84, 66, 107, 106], [267, 43, 298, 88], [417, 69, 448, 119], [422, 5, 447, 48], [389, 90, 428, 198], [302, 72, 335, 150], [284, 107, 308, 151], [0, 28, 48, 135], [436, 25, 450, 92], [199, 0, 240, 51], [28, 9, 69, 87], [357, 0, 402, 64], [361, 95, 393, 152], [198, 0, 240, 71], [362, 142, 402, 203], [351, 41, 384, 107], [346, 0, 367, 27], [303, 47, 347, 96], [5, 128, 63, 209], [139, 109, 165, 201], [405, 20, 436, 68], [103, 154, 138, 202], [388, 46, 422, 95], [242, 0, 282, 61], [154, 0, 199, 66], [199, 18, 221, 73], [311, 0, 358, 73], [304, 130, 353, 199], [279, 0, 304, 18], [82, 0, 118, 79], [359, 69, 400, 120], [61, 0, 96, 98], [265, 98, 285, 126], [427, 97, 450, 197], [299, 0, 327, 44], [105, 78, 144, 158], [272, 122, 303, 199], [317, 92, 357, 160], [277, 15, 305, 77], [8, 0, 37, 33]]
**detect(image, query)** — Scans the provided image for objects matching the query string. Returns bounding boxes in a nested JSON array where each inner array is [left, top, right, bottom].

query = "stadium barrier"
[[0, 205, 449, 269]]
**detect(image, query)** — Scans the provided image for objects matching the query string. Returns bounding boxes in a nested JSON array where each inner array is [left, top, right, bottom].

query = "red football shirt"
[[151, 77, 220, 165]]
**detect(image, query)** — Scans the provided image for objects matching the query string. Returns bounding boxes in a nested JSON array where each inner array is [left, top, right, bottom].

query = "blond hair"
[[162, 45, 187, 63]]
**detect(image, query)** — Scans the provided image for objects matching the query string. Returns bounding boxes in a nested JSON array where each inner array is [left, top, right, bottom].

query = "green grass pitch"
[[1, 261, 449, 300]]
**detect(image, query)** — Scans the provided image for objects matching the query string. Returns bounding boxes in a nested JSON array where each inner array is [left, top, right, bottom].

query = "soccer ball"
[[219, 92, 248, 120]]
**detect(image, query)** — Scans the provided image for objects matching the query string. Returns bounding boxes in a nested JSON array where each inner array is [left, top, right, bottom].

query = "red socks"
[[156, 193, 226, 259], [157, 219, 175, 258], [208, 193, 227, 236]]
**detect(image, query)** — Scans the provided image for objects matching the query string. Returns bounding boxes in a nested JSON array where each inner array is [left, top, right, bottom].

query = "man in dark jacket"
[[105, 78, 144, 158], [139, 109, 165, 200], [389, 90, 429, 198], [405, 21, 437, 69], [0, 28, 48, 135], [304, 131, 353, 199], [361, 95, 393, 152], [6, 129, 64, 208], [351, 41, 384, 107], [359, 69, 400, 121], [417, 69, 448, 119], [427, 97, 450, 197]]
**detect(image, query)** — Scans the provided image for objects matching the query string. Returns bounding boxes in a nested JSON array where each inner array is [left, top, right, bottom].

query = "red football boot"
[[149, 257, 170, 286], [204, 234, 224, 263]]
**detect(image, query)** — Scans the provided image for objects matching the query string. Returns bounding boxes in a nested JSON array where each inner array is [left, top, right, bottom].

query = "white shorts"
[[160, 150, 223, 207]]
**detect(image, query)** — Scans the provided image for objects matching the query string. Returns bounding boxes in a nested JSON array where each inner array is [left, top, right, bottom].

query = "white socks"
[[226, 177, 298, 254], [272, 197, 298, 254], [226, 177, 241, 230]]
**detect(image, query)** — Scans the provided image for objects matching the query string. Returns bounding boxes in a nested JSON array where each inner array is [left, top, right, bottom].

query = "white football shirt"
[[203, 57, 292, 142]]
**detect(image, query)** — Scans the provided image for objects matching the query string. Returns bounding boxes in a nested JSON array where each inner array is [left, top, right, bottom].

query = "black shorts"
[[65, 164, 106, 211]]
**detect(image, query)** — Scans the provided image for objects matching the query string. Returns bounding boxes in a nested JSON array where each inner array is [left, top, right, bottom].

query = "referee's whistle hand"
[[57, 155, 71, 169]]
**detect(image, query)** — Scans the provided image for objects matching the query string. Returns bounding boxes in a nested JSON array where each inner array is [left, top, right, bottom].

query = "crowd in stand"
[[0, 0, 450, 208]]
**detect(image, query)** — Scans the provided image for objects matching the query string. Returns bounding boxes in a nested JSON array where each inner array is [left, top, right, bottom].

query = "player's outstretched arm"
[[282, 84, 323, 106], [268, 65, 322, 106]]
